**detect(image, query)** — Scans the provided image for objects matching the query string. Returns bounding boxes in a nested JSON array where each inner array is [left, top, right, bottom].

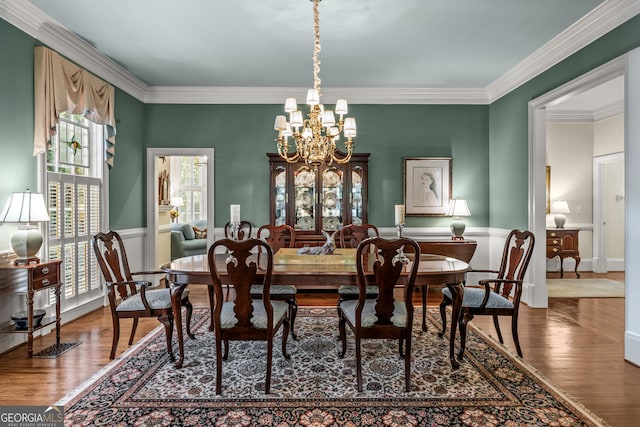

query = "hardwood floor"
[[0, 272, 637, 426]]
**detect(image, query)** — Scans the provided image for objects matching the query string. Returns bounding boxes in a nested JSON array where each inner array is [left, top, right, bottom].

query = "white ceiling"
[[3, 0, 637, 107]]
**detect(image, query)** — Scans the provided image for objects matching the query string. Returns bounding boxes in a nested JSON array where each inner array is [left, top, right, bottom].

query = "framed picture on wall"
[[403, 157, 452, 216]]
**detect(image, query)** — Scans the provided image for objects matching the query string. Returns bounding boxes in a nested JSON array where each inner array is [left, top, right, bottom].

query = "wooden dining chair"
[[439, 229, 535, 358], [224, 220, 252, 240], [254, 224, 299, 338], [207, 238, 291, 394], [338, 236, 421, 392], [92, 231, 194, 360], [336, 224, 380, 310]]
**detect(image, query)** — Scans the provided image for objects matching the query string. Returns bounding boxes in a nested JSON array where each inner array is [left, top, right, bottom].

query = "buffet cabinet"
[[268, 152, 370, 247], [546, 228, 581, 278]]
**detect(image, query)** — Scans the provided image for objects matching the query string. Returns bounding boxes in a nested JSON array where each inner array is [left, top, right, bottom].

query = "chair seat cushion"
[[220, 300, 289, 329], [339, 299, 408, 327], [116, 288, 190, 312], [441, 287, 514, 309], [250, 284, 297, 295], [337, 285, 379, 295]]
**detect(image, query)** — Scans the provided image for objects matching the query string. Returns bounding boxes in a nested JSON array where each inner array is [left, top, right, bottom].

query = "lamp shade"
[[550, 200, 570, 214], [0, 191, 50, 223], [447, 198, 471, 217]]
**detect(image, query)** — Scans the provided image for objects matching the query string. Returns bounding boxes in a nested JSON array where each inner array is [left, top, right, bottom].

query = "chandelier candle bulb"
[[230, 204, 240, 224], [395, 205, 405, 225]]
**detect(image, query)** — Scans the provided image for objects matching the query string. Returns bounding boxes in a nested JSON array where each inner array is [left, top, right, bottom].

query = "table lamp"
[[551, 200, 570, 228], [448, 198, 471, 241], [0, 190, 50, 265]]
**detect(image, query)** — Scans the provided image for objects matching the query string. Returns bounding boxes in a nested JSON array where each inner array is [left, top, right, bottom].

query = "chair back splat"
[[208, 238, 291, 394]]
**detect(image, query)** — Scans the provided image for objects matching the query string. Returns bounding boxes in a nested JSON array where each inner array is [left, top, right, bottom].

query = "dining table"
[[162, 251, 470, 369]]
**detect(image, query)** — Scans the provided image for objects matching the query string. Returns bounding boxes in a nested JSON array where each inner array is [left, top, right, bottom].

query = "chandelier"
[[273, 0, 357, 169]]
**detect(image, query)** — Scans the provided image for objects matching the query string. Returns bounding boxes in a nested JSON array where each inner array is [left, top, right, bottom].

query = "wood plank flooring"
[[0, 272, 637, 426]]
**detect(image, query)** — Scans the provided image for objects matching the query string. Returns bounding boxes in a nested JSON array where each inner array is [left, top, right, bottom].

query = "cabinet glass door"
[[351, 166, 364, 225], [321, 167, 343, 231], [294, 166, 315, 231], [274, 166, 287, 226]]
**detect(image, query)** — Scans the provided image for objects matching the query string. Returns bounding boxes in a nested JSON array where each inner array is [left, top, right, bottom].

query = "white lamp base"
[[11, 224, 44, 264], [554, 214, 566, 229]]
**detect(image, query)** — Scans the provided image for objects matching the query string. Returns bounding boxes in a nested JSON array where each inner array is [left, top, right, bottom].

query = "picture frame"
[[403, 157, 452, 216]]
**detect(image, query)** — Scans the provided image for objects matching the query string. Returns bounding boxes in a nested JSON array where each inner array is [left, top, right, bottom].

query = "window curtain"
[[33, 46, 117, 167]]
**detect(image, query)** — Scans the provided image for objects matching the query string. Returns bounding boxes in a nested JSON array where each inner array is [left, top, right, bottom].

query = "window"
[[46, 113, 103, 308], [171, 156, 207, 224]]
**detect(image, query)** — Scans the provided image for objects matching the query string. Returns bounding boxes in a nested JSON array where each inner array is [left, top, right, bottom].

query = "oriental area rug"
[[58, 307, 608, 426]]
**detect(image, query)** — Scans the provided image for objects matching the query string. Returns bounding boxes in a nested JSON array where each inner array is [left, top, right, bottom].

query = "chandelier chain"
[[312, 0, 321, 93]]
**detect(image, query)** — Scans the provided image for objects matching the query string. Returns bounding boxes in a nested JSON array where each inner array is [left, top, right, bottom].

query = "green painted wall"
[[2, 14, 640, 233], [0, 19, 38, 203], [488, 15, 640, 229], [143, 104, 489, 228], [108, 89, 146, 230]]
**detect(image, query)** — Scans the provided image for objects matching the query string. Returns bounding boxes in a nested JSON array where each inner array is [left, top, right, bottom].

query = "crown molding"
[[486, 0, 640, 103], [0, 0, 148, 101], [144, 86, 490, 104], [546, 100, 624, 122], [2, 0, 638, 105]]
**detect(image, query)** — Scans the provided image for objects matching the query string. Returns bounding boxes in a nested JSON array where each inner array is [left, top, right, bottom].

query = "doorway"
[[145, 148, 214, 270], [527, 56, 625, 308]]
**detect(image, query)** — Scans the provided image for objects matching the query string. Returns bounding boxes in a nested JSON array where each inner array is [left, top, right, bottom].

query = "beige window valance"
[[34, 46, 117, 167]]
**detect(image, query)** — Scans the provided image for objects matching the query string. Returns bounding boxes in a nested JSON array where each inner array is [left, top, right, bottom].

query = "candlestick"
[[230, 204, 240, 224], [394, 204, 405, 225], [394, 223, 409, 264]]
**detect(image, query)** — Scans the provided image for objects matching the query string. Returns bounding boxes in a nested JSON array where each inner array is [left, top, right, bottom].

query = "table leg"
[[446, 282, 464, 369], [170, 283, 186, 368]]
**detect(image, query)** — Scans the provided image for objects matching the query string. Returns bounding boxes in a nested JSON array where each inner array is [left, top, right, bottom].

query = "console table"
[[0, 260, 63, 357], [546, 229, 580, 278]]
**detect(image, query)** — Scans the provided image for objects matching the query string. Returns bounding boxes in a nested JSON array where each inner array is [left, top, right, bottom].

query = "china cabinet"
[[268, 152, 370, 247]]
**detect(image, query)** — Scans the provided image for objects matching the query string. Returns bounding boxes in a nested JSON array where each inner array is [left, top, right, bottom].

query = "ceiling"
[[4, 0, 636, 107]]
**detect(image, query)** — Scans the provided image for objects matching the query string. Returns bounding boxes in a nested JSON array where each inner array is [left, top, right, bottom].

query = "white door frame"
[[145, 147, 214, 270], [593, 152, 624, 273], [528, 56, 625, 308]]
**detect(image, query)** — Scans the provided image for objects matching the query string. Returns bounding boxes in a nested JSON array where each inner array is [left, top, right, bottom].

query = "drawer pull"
[[552, 248, 559, 253], [552, 239, 559, 245], [41, 267, 49, 274], [41, 279, 50, 286], [549, 232, 557, 237]]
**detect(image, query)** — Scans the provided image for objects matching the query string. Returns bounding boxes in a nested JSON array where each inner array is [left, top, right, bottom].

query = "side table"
[[0, 260, 63, 357]]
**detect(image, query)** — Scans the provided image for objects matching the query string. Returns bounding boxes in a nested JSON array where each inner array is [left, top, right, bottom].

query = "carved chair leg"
[[338, 312, 347, 357], [492, 315, 504, 344], [215, 335, 223, 395], [282, 318, 291, 360], [207, 286, 215, 331], [129, 318, 139, 345], [223, 338, 230, 360], [438, 299, 449, 338], [356, 336, 363, 392], [288, 298, 298, 340], [110, 316, 120, 359], [421, 286, 428, 331], [511, 315, 523, 357], [404, 335, 412, 392], [265, 336, 273, 394]]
